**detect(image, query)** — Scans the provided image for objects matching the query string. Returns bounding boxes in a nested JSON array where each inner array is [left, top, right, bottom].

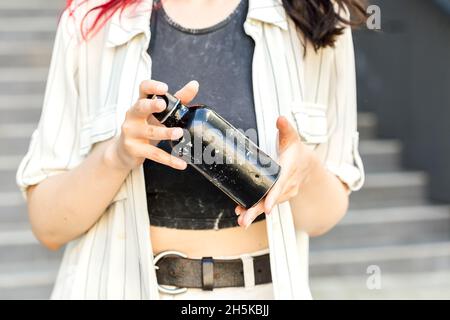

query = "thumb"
[[277, 116, 298, 150]]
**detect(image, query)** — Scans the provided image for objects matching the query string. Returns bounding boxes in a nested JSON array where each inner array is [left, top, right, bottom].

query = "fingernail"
[[175, 159, 187, 169], [235, 207, 244, 216], [171, 128, 184, 140], [156, 98, 166, 110], [157, 83, 168, 92]]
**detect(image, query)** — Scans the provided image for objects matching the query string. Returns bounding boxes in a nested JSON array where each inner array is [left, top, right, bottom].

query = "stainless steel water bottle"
[[151, 92, 281, 209]]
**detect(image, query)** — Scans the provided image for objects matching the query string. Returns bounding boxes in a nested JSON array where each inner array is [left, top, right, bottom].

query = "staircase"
[[309, 113, 450, 299], [1, 0, 450, 300], [0, 0, 64, 299]]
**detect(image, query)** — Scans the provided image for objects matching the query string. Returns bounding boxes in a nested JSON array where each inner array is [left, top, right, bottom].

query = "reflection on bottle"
[[150, 92, 281, 209]]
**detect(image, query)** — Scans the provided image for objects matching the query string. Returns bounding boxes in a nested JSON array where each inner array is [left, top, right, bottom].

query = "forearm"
[[26, 80, 194, 250], [27, 138, 130, 249], [289, 154, 349, 237]]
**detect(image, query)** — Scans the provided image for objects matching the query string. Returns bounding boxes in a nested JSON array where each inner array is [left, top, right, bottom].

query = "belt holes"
[[257, 269, 262, 273]]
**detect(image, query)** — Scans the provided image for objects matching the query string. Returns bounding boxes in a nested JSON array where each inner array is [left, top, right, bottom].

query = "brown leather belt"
[[154, 251, 271, 292]]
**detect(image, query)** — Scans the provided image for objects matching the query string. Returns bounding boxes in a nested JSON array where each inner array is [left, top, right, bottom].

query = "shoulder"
[[59, 0, 117, 43]]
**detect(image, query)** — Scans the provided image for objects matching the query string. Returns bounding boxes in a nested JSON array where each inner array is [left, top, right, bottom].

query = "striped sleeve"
[[16, 9, 81, 198], [315, 26, 365, 191]]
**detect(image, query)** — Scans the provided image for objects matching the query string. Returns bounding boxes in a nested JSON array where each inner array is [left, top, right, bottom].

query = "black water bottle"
[[150, 92, 281, 209]]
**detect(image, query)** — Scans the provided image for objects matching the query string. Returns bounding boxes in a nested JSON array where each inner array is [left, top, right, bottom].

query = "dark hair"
[[282, 0, 368, 50]]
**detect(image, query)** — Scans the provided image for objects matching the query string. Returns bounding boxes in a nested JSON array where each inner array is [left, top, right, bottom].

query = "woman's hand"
[[104, 79, 199, 171], [235, 116, 317, 228]]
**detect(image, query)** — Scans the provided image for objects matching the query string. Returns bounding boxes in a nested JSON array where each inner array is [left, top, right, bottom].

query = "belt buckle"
[[154, 250, 188, 295]]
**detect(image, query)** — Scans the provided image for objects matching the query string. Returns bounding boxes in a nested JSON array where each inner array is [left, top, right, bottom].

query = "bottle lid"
[[149, 92, 181, 123]]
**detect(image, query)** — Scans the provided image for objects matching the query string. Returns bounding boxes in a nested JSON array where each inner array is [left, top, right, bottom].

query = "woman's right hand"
[[104, 79, 199, 172]]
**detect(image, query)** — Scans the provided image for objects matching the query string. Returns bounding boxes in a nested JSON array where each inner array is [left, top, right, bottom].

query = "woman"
[[17, 0, 366, 299]]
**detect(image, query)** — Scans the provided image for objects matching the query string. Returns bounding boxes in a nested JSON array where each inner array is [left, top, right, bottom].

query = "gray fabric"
[[144, 0, 264, 229]]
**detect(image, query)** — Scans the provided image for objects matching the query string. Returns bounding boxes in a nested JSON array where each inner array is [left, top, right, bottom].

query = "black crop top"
[[144, 0, 265, 230]]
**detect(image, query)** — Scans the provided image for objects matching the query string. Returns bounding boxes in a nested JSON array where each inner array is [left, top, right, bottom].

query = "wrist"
[[102, 137, 134, 173]]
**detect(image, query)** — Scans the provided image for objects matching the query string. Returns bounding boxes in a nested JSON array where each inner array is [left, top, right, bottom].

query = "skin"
[[27, 0, 350, 256]]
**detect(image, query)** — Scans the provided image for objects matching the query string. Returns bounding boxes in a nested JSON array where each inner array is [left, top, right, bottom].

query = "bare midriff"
[[150, 220, 268, 258]]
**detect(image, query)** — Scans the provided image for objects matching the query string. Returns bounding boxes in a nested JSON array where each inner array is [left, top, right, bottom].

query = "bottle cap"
[[149, 92, 181, 123]]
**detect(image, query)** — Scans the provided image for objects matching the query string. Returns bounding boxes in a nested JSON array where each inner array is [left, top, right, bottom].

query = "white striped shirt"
[[16, 0, 364, 299]]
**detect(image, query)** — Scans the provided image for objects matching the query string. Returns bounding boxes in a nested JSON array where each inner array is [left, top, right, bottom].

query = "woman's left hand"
[[236, 116, 316, 228]]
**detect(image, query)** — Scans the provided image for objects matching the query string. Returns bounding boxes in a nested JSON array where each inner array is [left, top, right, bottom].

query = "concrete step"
[[0, 204, 28, 224], [0, 122, 37, 160], [310, 205, 450, 250], [0, 31, 56, 43], [358, 112, 378, 140], [0, 155, 22, 171], [0, 158, 29, 224], [0, 0, 62, 11], [0, 5, 60, 42], [0, 109, 41, 124], [0, 224, 63, 263], [350, 171, 428, 209], [0, 223, 61, 299], [310, 241, 450, 278], [0, 68, 48, 83], [0, 123, 36, 139], [359, 139, 402, 173], [0, 53, 51, 68], [0, 192, 24, 207], [0, 38, 55, 50], [0, 190, 28, 224], [0, 81, 46, 95], [0, 137, 29, 155], [0, 94, 44, 110], [0, 283, 53, 300], [0, 68, 48, 95], [0, 17, 58, 33], [0, 123, 37, 156], [0, 9, 59, 18], [0, 41, 52, 68], [310, 270, 450, 300], [0, 259, 59, 300], [0, 170, 21, 193], [0, 42, 52, 56]]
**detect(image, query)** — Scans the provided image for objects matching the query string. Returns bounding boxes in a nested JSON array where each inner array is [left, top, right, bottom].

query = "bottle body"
[[152, 93, 281, 209]]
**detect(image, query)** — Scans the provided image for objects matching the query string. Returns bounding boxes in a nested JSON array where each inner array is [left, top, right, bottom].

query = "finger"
[[147, 113, 165, 126], [174, 80, 199, 105], [264, 186, 282, 215], [139, 80, 168, 99], [277, 116, 299, 151], [264, 170, 290, 214], [235, 206, 245, 216], [136, 143, 187, 170], [240, 202, 265, 229], [134, 124, 184, 141], [128, 98, 166, 119], [238, 202, 263, 226]]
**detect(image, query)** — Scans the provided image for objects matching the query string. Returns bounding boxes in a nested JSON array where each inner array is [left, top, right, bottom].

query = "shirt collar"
[[247, 0, 288, 30], [106, 0, 153, 47], [106, 0, 288, 47]]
